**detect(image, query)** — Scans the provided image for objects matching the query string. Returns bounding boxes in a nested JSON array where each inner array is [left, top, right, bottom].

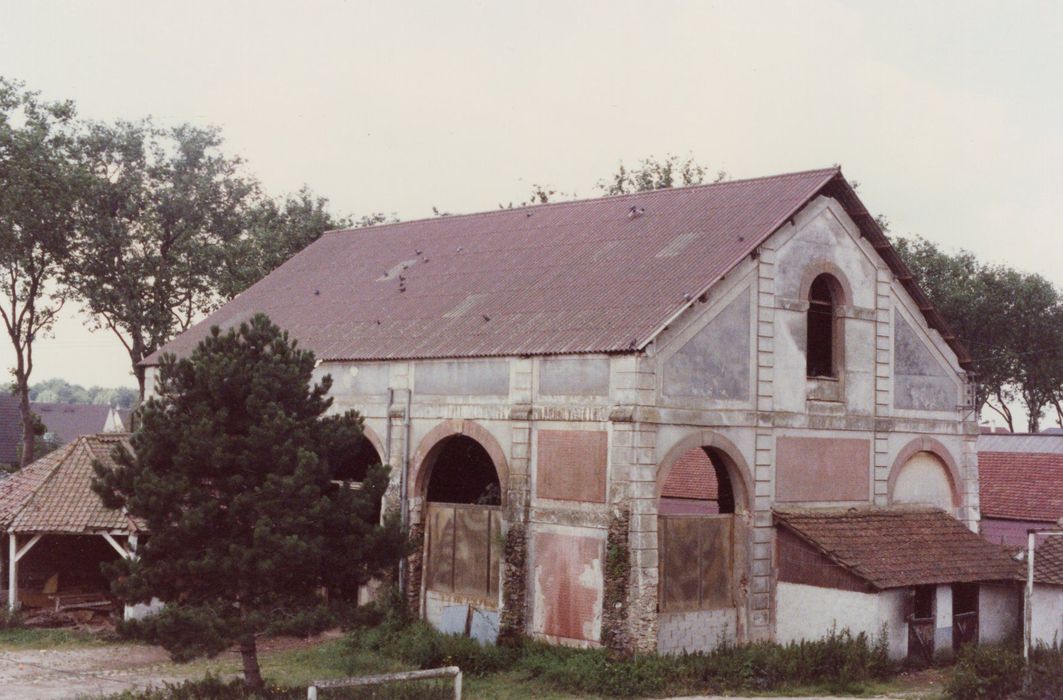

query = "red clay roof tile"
[[979, 451, 1063, 523], [774, 506, 1022, 589]]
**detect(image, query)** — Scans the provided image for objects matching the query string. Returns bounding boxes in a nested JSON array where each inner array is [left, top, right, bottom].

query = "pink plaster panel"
[[775, 437, 870, 502]]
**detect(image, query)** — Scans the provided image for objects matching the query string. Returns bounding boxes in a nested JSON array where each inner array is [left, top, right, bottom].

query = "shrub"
[[348, 619, 518, 677], [946, 644, 1024, 700], [1016, 643, 1063, 700], [347, 618, 894, 697]]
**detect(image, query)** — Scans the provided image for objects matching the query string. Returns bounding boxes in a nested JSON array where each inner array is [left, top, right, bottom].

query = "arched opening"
[[332, 436, 383, 482], [807, 273, 841, 378], [420, 433, 503, 622], [656, 443, 745, 652], [660, 447, 736, 515], [425, 435, 501, 505]]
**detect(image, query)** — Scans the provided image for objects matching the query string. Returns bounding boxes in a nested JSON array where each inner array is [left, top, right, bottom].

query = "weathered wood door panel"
[[659, 514, 735, 612], [424, 502, 501, 602]]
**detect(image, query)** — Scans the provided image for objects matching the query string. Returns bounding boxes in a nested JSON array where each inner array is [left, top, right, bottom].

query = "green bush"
[[347, 619, 894, 697], [349, 619, 518, 677], [946, 644, 1024, 700], [1016, 643, 1063, 700], [96, 674, 454, 700]]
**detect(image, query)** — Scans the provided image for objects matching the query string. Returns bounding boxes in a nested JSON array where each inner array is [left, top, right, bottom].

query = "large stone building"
[[147, 167, 1021, 658]]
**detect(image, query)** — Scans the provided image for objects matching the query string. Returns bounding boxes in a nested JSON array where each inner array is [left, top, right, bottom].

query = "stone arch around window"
[[410, 419, 510, 509], [656, 431, 753, 513], [800, 266, 850, 380]]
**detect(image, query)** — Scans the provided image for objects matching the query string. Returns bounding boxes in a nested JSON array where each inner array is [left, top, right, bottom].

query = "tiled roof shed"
[[0, 434, 134, 534], [145, 168, 971, 369], [774, 506, 1023, 589], [978, 434, 1063, 523], [1035, 536, 1063, 586]]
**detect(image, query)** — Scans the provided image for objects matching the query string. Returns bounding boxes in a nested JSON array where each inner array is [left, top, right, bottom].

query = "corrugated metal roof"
[[145, 167, 970, 367], [979, 433, 1063, 455], [0, 434, 133, 534], [774, 506, 1023, 589]]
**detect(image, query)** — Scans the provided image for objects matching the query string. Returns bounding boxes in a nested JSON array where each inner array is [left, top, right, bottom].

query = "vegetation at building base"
[[344, 607, 894, 698], [91, 314, 408, 692], [946, 643, 1063, 700]]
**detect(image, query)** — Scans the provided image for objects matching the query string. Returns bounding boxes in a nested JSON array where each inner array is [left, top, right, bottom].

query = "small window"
[[806, 274, 838, 378]]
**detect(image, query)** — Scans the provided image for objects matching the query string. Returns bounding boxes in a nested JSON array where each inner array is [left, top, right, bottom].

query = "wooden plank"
[[426, 505, 455, 592], [453, 507, 489, 597], [699, 517, 733, 610]]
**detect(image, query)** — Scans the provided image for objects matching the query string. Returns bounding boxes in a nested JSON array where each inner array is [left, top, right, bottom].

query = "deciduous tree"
[[92, 314, 405, 691], [0, 77, 82, 465], [219, 188, 390, 298], [68, 120, 257, 400]]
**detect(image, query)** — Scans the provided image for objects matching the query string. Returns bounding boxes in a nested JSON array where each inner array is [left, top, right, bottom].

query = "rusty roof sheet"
[[1, 434, 133, 534], [979, 451, 1063, 523], [774, 506, 1022, 589], [144, 168, 970, 367], [1035, 536, 1063, 586]]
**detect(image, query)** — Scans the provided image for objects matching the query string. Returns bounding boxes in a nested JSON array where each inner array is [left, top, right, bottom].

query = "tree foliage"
[[92, 314, 406, 690], [29, 377, 138, 408], [598, 154, 727, 195], [67, 120, 258, 399], [0, 77, 83, 465], [219, 188, 391, 299], [893, 236, 1063, 431]]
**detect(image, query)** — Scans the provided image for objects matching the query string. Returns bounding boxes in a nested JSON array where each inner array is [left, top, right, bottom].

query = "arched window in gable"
[[806, 274, 841, 378]]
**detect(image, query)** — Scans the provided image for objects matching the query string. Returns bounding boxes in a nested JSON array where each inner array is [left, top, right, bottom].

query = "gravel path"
[[0, 644, 185, 699]]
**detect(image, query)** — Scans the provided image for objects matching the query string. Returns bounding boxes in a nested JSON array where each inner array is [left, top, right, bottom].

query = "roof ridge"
[[322, 166, 842, 237]]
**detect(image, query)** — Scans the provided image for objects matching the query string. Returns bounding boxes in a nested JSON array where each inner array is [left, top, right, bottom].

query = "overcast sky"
[[1, 1, 1060, 426]]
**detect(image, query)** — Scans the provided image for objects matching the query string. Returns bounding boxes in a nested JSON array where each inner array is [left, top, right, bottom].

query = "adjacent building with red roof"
[[978, 433, 1063, 547], [144, 167, 1010, 659]]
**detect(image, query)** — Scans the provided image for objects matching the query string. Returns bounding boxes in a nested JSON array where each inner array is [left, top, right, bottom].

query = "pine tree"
[[93, 313, 405, 690]]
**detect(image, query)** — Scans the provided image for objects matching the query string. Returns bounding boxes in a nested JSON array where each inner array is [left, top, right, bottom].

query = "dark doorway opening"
[[426, 435, 500, 505]]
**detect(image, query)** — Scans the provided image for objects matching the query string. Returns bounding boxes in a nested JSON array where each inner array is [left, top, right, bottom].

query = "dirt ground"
[[0, 634, 946, 700], [0, 635, 331, 700]]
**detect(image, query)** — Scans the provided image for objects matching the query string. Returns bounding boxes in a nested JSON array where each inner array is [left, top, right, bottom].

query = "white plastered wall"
[[776, 582, 908, 659]]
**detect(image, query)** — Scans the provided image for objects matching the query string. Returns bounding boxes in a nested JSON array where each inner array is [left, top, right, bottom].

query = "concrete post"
[[934, 584, 953, 655], [7, 533, 16, 611]]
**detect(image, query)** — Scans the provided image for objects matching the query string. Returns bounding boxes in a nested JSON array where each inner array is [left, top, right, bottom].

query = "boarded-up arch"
[[888, 438, 961, 511]]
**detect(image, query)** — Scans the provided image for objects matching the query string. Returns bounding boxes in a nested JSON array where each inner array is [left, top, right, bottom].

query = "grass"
[[0, 626, 117, 650]]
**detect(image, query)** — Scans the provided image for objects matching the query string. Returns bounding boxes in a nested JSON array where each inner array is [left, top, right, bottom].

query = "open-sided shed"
[[0, 433, 137, 612]]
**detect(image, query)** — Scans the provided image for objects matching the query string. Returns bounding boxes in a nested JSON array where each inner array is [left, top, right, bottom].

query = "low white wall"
[[979, 584, 1021, 644], [776, 582, 908, 659], [658, 608, 737, 654], [1032, 584, 1063, 647]]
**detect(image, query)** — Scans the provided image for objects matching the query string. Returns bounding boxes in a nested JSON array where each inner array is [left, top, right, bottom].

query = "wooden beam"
[[14, 534, 41, 563], [101, 532, 134, 559]]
